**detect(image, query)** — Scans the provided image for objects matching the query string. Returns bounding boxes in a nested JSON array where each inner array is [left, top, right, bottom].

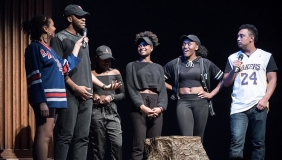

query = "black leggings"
[[176, 94, 209, 141], [130, 93, 163, 160]]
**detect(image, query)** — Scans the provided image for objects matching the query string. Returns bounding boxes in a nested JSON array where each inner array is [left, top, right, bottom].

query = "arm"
[[257, 72, 277, 110], [25, 45, 46, 105], [25, 45, 49, 117], [156, 67, 168, 111], [198, 60, 224, 99], [200, 80, 224, 99], [112, 73, 125, 101], [65, 76, 92, 100], [51, 36, 92, 100], [71, 36, 86, 57], [56, 36, 86, 73], [92, 72, 122, 90], [223, 59, 242, 87], [125, 63, 155, 115], [99, 73, 126, 105], [164, 61, 173, 90], [92, 73, 104, 88], [151, 66, 169, 117], [165, 82, 172, 90], [223, 70, 237, 87], [125, 63, 144, 109]]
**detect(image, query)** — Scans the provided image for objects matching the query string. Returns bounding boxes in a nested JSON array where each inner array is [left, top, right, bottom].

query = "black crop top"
[[126, 62, 167, 110], [92, 74, 125, 101], [179, 60, 202, 88]]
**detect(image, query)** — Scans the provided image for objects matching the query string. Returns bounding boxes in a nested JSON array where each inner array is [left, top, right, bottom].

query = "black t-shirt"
[[179, 61, 202, 88], [50, 30, 92, 96]]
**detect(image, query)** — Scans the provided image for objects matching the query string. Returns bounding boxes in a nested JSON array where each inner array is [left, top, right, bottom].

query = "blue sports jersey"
[[25, 41, 80, 108]]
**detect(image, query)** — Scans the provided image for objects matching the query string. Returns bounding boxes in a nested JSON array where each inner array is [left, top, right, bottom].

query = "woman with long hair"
[[164, 34, 224, 142]]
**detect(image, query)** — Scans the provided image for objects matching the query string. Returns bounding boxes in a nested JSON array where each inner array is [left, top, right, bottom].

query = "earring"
[[47, 32, 52, 38]]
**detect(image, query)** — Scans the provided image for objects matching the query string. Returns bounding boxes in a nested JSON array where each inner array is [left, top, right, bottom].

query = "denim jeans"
[[54, 97, 93, 160], [89, 102, 122, 160], [229, 104, 267, 160]]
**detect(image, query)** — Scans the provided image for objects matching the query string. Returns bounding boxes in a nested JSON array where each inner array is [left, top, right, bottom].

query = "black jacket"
[[164, 56, 223, 100]]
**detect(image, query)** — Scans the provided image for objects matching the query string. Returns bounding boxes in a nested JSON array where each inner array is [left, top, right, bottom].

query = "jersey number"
[[241, 72, 257, 85]]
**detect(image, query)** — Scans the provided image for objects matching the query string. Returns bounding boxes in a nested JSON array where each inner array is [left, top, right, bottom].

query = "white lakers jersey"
[[228, 49, 271, 114]]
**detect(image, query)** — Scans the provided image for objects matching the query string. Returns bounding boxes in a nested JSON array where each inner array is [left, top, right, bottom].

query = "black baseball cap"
[[96, 45, 115, 60], [180, 34, 201, 45], [64, 4, 90, 16], [136, 37, 153, 46]]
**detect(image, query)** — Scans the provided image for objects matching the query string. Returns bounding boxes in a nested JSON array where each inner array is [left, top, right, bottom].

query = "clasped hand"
[[140, 105, 162, 118], [93, 94, 111, 105]]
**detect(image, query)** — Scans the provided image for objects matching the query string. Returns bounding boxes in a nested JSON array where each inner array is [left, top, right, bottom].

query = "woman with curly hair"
[[164, 34, 224, 142], [21, 14, 84, 160], [126, 31, 168, 159]]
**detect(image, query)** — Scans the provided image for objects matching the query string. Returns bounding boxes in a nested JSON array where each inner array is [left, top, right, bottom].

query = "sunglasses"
[[73, 15, 85, 19]]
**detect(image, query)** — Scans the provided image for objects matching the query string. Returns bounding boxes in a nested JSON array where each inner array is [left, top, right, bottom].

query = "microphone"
[[234, 54, 243, 73], [82, 28, 87, 48]]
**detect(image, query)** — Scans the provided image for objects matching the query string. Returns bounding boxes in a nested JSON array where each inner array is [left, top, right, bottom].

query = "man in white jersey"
[[223, 24, 278, 160]]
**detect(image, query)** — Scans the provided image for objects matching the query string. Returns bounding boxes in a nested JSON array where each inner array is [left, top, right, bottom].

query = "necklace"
[[185, 57, 197, 68], [186, 61, 194, 67]]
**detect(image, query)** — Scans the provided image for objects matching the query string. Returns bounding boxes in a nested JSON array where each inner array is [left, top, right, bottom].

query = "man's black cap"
[[64, 4, 90, 16]]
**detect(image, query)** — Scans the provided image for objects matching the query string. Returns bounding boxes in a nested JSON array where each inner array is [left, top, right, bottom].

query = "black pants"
[[130, 93, 163, 160], [54, 97, 93, 160], [90, 102, 122, 160], [176, 94, 209, 141]]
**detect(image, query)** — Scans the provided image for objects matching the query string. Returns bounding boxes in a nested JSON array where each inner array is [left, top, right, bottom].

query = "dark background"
[[53, 1, 282, 160]]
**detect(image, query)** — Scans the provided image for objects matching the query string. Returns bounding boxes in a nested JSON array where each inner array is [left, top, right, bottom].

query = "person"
[[163, 34, 224, 141], [223, 24, 278, 160], [89, 45, 125, 160], [126, 31, 168, 160], [21, 14, 84, 160], [50, 5, 120, 160]]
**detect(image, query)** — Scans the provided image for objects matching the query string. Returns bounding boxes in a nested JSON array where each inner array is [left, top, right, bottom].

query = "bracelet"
[[110, 94, 115, 101], [101, 84, 106, 90], [159, 107, 163, 112]]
